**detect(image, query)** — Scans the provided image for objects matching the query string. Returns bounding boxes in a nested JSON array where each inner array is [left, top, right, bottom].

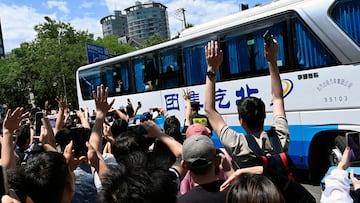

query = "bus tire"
[[329, 135, 346, 166], [308, 132, 344, 183]]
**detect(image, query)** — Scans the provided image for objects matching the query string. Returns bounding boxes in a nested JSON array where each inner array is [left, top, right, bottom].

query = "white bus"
[[76, 0, 360, 182]]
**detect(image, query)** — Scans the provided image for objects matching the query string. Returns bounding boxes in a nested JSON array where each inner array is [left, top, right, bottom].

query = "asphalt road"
[[296, 169, 322, 202], [302, 184, 321, 203]]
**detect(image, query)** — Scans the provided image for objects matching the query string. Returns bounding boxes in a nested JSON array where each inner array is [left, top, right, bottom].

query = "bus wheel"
[[329, 135, 346, 166]]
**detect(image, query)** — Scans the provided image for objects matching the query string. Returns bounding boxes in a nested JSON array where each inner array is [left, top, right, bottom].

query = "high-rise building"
[[0, 20, 5, 58], [100, 10, 128, 38], [125, 1, 170, 41]]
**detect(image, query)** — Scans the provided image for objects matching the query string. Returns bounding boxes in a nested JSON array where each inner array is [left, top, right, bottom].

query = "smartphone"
[[35, 112, 44, 136], [70, 127, 90, 157], [0, 165, 8, 196], [263, 30, 272, 47], [346, 132, 360, 162]]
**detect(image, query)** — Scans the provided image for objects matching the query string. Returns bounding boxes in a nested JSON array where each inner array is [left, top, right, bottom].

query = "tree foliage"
[[0, 18, 164, 112], [142, 34, 168, 48], [94, 35, 136, 57], [0, 19, 93, 110]]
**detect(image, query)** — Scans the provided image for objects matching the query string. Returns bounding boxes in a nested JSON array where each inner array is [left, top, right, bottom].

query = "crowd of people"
[[0, 37, 356, 203]]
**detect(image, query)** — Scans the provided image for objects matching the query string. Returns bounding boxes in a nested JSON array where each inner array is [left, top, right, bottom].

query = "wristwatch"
[[206, 71, 216, 79]]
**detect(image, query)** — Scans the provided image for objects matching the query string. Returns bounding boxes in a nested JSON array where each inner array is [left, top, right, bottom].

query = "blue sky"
[[0, 0, 271, 53]]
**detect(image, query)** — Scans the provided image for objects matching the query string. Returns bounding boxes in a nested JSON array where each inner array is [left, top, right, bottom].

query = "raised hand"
[[55, 96, 67, 110], [205, 40, 223, 72], [183, 88, 191, 100], [92, 84, 115, 118], [264, 38, 278, 63], [3, 107, 29, 133], [141, 120, 161, 138], [63, 141, 86, 171]]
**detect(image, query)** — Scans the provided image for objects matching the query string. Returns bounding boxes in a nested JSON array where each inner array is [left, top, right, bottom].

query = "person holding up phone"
[[204, 36, 290, 170], [321, 147, 360, 202], [35, 111, 44, 138], [346, 132, 360, 162]]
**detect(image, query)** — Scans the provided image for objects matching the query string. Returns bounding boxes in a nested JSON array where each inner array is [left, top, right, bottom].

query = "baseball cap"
[[140, 112, 152, 122], [186, 124, 211, 138], [182, 135, 216, 169]]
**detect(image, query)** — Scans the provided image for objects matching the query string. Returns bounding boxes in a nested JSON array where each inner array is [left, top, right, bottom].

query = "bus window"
[[133, 58, 145, 93], [144, 57, 158, 91], [223, 23, 285, 77], [79, 67, 101, 100], [104, 67, 116, 95], [133, 55, 159, 93], [159, 49, 180, 88], [252, 24, 285, 71], [292, 18, 337, 69], [331, 0, 360, 46], [119, 62, 130, 92], [223, 35, 250, 75], [110, 62, 130, 95], [183, 41, 210, 85]]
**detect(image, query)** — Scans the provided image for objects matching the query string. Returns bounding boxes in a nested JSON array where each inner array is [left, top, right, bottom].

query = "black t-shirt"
[[177, 179, 226, 203]]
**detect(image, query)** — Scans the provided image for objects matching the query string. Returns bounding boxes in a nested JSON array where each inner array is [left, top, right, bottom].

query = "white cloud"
[[103, 0, 133, 13], [0, 3, 49, 52], [103, 0, 240, 36], [70, 17, 103, 39], [47, 1, 69, 14], [80, 2, 94, 9], [165, 0, 239, 35], [0, 0, 269, 53]]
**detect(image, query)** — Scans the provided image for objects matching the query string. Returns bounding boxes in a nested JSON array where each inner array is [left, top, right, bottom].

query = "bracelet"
[[206, 71, 216, 79]]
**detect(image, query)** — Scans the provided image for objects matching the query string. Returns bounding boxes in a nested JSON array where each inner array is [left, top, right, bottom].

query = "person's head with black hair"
[[15, 124, 31, 149], [112, 131, 149, 169], [23, 151, 75, 203], [237, 96, 266, 131], [7, 166, 27, 203], [110, 119, 128, 138], [55, 127, 91, 153], [226, 173, 285, 203], [163, 115, 183, 144], [14, 124, 31, 165], [190, 101, 201, 112], [97, 164, 152, 203], [148, 141, 176, 170], [148, 168, 178, 203]]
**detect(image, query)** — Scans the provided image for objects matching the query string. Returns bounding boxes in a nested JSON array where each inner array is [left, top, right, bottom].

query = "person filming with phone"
[[321, 144, 360, 202], [204, 34, 290, 170]]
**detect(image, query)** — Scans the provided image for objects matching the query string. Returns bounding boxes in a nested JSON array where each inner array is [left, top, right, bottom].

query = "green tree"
[[0, 18, 93, 110], [142, 34, 168, 48], [94, 35, 136, 57]]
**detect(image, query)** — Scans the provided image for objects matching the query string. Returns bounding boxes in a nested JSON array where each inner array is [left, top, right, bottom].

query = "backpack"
[[245, 130, 295, 180]]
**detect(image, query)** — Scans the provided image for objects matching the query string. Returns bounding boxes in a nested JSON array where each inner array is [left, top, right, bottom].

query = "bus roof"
[[79, 0, 353, 71]]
